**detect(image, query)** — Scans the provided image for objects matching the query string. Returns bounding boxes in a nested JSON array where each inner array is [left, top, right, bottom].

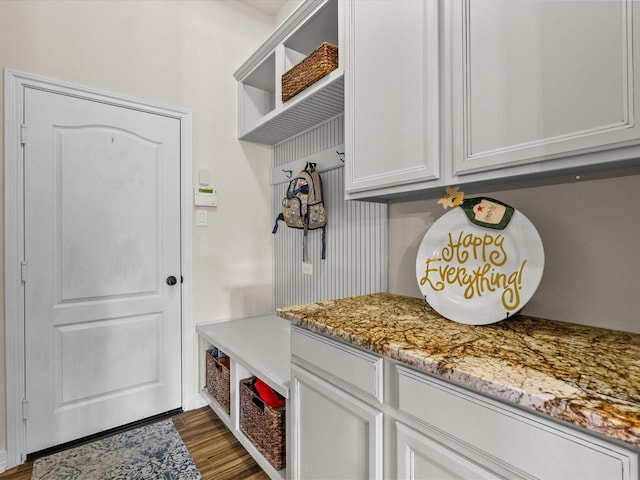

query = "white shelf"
[[239, 71, 343, 145], [197, 314, 290, 397], [197, 314, 290, 480], [235, 0, 342, 145]]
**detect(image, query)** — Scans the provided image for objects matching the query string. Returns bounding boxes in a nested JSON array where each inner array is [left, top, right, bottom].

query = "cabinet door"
[[290, 365, 383, 480], [395, 422, 502, 480], [451, 0, 640, 175], [396, 365, 638, 480], [344, 0, 440, 196]]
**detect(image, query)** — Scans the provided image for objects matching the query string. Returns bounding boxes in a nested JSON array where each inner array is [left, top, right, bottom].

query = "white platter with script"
[[416, 207, 544, 325]]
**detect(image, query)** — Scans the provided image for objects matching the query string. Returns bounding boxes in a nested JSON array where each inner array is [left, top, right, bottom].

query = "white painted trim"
[[192, 392, 208, 410], [4, 69, 27, 469], [3, 69, 194, 469], [269, 143, 345, 185], [0, 450, 7, 473]]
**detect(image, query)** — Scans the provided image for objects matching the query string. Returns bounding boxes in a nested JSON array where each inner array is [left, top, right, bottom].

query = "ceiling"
[[238, 0, 288, 16]]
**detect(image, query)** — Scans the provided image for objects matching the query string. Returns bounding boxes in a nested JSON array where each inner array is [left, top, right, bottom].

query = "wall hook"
[[283, 169, 293, 178], [336, 151, 345, 163]]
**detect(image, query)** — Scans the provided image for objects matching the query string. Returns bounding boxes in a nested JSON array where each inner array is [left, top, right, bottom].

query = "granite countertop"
[[277, 292, 640, 448]]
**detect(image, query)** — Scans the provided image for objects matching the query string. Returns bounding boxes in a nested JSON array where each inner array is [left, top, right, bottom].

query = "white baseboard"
[[0, 449, 7, 473], [190, 392, 207, 410]]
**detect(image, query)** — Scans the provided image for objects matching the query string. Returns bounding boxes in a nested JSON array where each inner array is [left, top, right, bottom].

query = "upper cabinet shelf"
[[234, 0, 343, 145]]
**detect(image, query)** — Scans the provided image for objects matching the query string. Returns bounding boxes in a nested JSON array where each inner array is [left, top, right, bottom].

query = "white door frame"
[[4, 69, 194, 468]]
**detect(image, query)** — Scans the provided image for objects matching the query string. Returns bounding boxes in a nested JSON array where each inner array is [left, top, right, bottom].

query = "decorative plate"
[[415, 207, 544, 325]]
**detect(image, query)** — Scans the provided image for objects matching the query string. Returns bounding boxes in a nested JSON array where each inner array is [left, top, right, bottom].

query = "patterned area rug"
[[31, 419, 203, 480]]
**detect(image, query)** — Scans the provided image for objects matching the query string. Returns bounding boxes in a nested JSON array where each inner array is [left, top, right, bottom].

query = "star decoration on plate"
[[437, 186, 465, 209]]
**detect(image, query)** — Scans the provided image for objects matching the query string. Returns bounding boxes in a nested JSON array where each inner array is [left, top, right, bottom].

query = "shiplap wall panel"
[[272, 115, 388, 308]]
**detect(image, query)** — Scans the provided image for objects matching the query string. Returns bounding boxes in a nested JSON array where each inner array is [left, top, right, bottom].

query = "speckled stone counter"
[[277, 292, 640, 448]]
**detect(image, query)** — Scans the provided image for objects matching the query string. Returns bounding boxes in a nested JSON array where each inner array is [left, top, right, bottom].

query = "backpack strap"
[[303, 222, 326, 261], [303, 230, 307, 262], [272, 213, 284, 234], [303, 217, 309, 262]]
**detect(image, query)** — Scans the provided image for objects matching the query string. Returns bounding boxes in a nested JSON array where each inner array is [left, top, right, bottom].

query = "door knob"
[[166, 276, 178, 286]]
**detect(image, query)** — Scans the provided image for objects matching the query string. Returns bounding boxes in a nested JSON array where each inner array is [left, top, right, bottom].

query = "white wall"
[[0, 0, 278, 454], [272, 116, 388, 309], [275, 0, 305, 25], [389, 174, 640, 334]]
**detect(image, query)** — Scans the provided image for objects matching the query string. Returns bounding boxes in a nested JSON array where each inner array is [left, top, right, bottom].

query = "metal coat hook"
[[336, 151, 345, 163], [283, 169, 293, 178]]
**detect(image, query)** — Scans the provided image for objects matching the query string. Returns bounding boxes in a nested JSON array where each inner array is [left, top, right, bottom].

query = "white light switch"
[[196, 209, 208, 227], [302, 262, 313, 276]]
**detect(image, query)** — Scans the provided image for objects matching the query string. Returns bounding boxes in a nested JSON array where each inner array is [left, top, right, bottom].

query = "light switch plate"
[[302, 262, 313, 276], [196, 209, 208, 227]]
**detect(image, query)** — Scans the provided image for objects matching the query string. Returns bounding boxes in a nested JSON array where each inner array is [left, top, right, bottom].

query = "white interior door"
[[23, 86, 182, 454]]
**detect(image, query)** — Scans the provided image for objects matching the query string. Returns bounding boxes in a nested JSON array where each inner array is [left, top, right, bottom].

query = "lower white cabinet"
[[395, 422, 501, 480], [291, 326, 639, 480], [394, 365, 638, 480], [290, 365, 383, 479], [290, 326, 383, 479]]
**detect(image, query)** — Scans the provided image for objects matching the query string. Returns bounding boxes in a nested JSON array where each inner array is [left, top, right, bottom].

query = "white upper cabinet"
[[342, 0, 640, 202], [451, 0, 640, 177], [344, 0, 441, 198], [235, 0, 343, 145]]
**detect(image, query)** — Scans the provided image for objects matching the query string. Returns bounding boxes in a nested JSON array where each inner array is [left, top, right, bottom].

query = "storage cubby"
[[239, 377, 286, 471], [235, 0, 343, 145], [283, 0, 339, 71], [197, 315, 290, 480], [204, 347, 230, 414], [239, 53, 276, 127]]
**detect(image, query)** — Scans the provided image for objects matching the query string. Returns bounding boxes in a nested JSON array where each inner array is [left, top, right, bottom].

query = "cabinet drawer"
[[396, 365, 638, 480], [291, 326, 383, 403]]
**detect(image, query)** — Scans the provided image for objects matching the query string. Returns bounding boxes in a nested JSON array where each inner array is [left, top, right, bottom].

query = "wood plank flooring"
[[0, 407, 270, 480]]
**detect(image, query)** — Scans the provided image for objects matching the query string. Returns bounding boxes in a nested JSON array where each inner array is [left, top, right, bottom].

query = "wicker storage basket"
[[282, 42, 338, 102], [239, 377, 286, 470], [206, 349, 230, 414]]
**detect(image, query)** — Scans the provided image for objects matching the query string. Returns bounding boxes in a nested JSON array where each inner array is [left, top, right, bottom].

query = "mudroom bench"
[[196, 315, 290, 480]]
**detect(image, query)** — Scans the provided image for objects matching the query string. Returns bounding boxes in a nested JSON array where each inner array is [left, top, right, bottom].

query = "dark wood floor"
[[0, 407, 269, 480]]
